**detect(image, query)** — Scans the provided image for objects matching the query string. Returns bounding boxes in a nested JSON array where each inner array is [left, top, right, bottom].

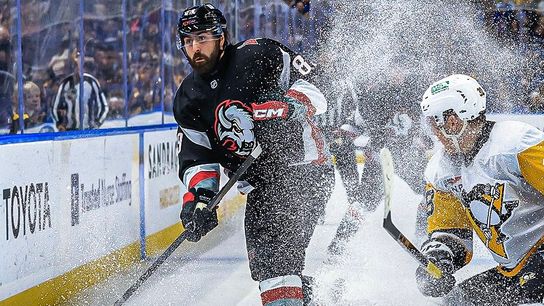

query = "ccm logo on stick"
[[251, 101, 288, 120]]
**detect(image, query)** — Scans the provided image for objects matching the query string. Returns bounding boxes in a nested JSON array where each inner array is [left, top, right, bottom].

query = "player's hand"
[[415, 240, 456, 297], [180, 188, 218, 242]]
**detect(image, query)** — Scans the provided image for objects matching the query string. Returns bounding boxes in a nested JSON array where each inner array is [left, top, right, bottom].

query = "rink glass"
[[0, 0, 326, 135]]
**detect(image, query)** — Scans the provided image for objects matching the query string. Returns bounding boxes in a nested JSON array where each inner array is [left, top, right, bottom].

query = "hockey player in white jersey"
[[416, 74, 544, 304]]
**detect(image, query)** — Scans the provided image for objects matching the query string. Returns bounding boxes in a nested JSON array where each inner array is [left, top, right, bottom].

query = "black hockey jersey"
[[174, 38, 328, 190]]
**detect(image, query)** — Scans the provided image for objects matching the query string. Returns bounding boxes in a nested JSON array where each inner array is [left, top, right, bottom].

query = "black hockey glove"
[[415, 240, 456, 297], [180, 188, 218, 242]]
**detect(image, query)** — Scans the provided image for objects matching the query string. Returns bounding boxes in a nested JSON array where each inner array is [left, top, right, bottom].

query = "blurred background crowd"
[[0, 0, 327, 134], [476, 0, 544, 113], [0, 0, 542, 135]]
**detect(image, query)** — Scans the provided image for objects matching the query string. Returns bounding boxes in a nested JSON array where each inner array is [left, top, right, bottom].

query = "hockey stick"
[[114, 143, 263, 305], [379, 147, 443, 279]]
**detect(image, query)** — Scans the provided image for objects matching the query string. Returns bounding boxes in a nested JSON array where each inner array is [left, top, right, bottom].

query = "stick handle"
[[380, 147, 444, 279], [114, 144, 262, 305], [208, 143, 262, 211], [114, 232, 189, 305]]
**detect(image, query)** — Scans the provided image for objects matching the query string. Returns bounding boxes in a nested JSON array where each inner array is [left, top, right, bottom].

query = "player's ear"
[[219, 34, 225, 51]]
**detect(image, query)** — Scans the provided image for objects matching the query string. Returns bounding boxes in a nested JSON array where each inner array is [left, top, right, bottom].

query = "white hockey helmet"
[[421, 74, 486, 126]]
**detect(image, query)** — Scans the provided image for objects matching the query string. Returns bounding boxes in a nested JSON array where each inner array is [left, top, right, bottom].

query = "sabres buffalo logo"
[[214, 99, 256, 157]]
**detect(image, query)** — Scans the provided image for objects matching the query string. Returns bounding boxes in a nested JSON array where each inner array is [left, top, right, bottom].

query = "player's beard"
[[189, 40, 221, 76]]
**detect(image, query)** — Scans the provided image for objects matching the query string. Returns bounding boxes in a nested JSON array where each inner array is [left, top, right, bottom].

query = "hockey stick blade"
[[114, 143, 262, 305], [379, 148, 443, 279]]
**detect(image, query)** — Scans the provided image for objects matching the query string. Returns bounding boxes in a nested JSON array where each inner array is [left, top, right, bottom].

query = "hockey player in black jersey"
[[173, 4, 334, 305], [324, 70, 431, 259], [314, 79, 366, 258]]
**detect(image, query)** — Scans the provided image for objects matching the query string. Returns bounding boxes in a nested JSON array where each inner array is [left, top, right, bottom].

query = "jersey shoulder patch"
[[237, 38, 260, 49]]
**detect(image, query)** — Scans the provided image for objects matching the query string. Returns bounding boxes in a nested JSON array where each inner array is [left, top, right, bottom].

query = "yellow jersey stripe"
[[518, 140, 544, 196]]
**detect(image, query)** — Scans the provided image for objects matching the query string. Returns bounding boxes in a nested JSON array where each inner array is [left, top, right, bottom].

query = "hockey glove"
[[415, 240, 456, 297], [180, 188, 218, 242]]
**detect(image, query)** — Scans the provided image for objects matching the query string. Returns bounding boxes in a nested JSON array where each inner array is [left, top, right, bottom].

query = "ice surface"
[[67, 170, 496, 305]]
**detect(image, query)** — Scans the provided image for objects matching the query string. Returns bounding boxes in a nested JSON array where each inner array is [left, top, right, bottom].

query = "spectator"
[[107, 96, 125, 120], [295, 0, 311, 16], [9, 100, 28, 134], [529, 10, 544, 43], [47, 34, 71, 81], [21, 81, 44, 125], [492, 2, 519, 42], [10, 81, 50, 133], [129, 52, 159, 115], [97, 19, 121, 46], [52, 49, 108, 131], [0, 2, 11, 25], [283, 0, 310, 15], [94, 42, 122, 85], [93, 42, 124, 109]]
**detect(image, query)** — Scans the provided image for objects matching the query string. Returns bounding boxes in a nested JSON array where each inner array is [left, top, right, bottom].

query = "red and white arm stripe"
[[188, 171, 219, 189], [285, 89, 316, 117], [261, 287, 303, 305], [182, 163, 220, 193], [259, 275, 303, 305], [283, 81, 329, 165], [286, 79, 327, 116]]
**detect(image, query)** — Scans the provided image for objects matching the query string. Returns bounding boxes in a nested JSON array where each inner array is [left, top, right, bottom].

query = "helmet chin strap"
[[438, 120, 467, 154]]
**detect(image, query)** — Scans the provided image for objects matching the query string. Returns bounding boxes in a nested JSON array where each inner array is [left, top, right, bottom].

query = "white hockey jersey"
[[424, 120, 544, 276]]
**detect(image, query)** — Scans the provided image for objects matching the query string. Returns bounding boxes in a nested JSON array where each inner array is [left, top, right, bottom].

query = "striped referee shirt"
[[52, 73, 108, 130]]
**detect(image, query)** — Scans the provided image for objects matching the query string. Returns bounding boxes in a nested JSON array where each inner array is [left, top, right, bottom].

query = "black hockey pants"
[[244, 163, 335, 281], [445, 249, 544, 305]]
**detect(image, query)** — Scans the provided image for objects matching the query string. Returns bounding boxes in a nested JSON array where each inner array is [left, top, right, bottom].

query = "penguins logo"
[[462, 183, 518, 259], [214, 100, 255, 157]]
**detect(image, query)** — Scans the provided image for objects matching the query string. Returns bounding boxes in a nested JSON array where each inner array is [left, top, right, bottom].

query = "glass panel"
[[163, 9, 183, 124], [0, 0, 344, 135], [80, 0, 124, 129], [0, 0, 15, 134], [172, 0, 194, 13], [126, 1, 162, 126], [238, 0, 258, 42], [14, 0, 79, 133]]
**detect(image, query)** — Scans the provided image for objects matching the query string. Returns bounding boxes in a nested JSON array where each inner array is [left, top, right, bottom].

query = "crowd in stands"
[[283, 0, 311, 16], [0, 0, 320, 134], [476, 0, 544, 113], [0, 0, 542, 135]]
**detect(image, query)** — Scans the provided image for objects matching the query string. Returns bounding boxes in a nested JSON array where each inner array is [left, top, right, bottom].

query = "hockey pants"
[[445, 249, 544, 305], [244, 164, 334, 304]]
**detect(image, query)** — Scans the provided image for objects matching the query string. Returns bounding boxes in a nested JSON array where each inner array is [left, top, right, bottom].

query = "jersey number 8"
[[292, 55, 312, 76]]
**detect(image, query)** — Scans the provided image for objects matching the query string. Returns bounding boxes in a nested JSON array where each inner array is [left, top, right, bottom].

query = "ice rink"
[[67, 170, 496, 305]]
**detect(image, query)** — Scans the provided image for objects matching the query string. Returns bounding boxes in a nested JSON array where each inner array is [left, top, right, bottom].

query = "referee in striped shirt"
[[52, 49, 108, 131]]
